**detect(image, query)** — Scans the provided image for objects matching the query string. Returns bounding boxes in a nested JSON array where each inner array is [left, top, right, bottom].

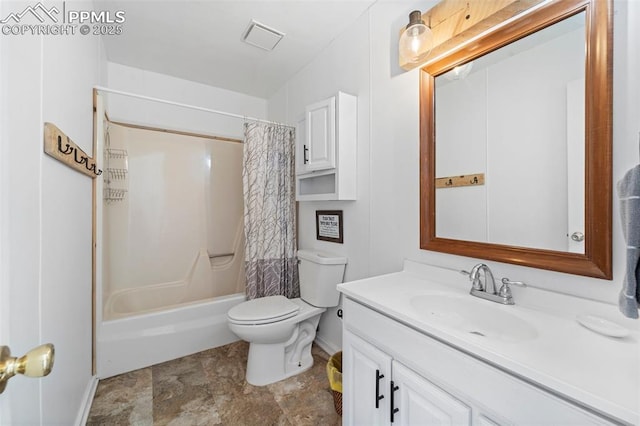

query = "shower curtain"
[[243, 122, 299, 300]]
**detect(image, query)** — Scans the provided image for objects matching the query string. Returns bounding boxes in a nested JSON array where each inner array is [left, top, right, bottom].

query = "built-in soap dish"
[[576, 314, 629, 338]]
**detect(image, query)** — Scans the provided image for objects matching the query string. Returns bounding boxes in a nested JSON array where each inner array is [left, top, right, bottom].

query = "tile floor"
[[87, 342, 341, 425]]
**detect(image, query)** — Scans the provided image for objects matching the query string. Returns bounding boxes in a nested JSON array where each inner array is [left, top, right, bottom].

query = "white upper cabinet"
[[296, 91, 357, 201], [300, 96, 336, 173]]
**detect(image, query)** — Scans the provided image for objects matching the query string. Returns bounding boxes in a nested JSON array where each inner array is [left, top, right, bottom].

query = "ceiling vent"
[[242, 20, 285, 51]]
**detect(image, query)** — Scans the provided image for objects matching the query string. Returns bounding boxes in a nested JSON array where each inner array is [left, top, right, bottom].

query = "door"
[[392, 361, 470, 426], [301, 96, 336, 173], [566, 78, 585, 253], [295, 114, 307, 174], [343, 329, 391, 426], [0, 95, 43, 425], [0, 14, 44, 421]]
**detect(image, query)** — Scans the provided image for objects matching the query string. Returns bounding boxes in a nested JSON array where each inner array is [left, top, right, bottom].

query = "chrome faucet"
[[463, 264, 526, 305], [469, 263, 496, 294]]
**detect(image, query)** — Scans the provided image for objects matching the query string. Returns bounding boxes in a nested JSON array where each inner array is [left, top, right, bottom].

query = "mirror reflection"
[[434, 12, 586, 254]]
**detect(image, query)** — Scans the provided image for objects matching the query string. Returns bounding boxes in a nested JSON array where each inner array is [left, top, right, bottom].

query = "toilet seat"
[[228, 295, 300, 325]]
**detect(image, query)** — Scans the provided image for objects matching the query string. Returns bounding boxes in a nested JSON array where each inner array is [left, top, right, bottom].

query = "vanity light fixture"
[[399, 10, 433, 65]]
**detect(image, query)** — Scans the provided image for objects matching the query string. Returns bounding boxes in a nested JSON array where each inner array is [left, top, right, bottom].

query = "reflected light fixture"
[[399, 10, 433, 64], [444, 62, 474, 80]]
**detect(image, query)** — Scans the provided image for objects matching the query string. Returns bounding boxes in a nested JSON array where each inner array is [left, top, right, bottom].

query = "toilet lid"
[[228, 295, 300, 324]]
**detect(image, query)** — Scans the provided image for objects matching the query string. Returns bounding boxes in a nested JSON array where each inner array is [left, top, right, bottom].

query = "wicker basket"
[[327, 352, 343, 416], [332, 389, 343, 416]]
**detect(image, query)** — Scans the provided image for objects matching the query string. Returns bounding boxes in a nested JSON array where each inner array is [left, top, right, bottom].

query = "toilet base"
[[245, 314, 321, 386]]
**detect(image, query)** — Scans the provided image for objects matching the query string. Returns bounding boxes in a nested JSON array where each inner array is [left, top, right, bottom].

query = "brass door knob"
[[0, 344, 55, 394]]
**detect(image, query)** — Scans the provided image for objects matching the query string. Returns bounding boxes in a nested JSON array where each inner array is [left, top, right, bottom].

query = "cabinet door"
[[392, 361, 471, 426], [343, 329, 391, 426], [295, 115, 306, 174], [303, 96, 336, 173]]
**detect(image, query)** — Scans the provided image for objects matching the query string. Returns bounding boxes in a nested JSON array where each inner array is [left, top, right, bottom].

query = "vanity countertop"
[[337, 260, 639, 425]]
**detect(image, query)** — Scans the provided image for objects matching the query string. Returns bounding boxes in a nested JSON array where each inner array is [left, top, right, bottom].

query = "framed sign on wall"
[[316, 210, 343, 244]]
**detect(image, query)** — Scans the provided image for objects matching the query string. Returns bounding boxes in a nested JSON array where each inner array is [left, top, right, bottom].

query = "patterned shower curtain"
[[242, 122, 299, 300]]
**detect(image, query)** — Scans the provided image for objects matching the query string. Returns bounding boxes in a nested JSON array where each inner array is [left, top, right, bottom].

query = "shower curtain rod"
[[108, 118, 243, 144], [93, 86, 294, 129]]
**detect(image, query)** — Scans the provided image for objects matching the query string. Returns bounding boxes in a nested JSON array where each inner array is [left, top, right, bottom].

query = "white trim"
[[93, 85, 293, 129], [0, 0, 10, 422], [74, 376, 99, 426], [37, 31, 45, 423]]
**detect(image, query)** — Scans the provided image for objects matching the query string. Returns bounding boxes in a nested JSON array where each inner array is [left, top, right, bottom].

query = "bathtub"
[[97, 293, 245, 379], [104, 246, 245, 320]]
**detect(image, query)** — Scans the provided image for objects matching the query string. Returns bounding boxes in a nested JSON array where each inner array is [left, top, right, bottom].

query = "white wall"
[[270, 0, 640, 352], [268, 10, 372, 352], [106, 62, 267, 138], [0, 1, 107, 422]]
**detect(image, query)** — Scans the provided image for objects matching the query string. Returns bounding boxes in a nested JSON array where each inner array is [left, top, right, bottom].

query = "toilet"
[[227, 249, 347, 386]]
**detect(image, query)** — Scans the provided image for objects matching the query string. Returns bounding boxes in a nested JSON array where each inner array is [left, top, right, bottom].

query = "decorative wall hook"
[[44, 123, 102, 178]]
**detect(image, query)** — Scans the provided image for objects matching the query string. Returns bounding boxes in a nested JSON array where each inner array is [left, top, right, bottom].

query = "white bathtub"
[[97, 293, 245, 379]]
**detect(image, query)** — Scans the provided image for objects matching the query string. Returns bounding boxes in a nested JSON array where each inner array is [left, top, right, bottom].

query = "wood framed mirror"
[[420, 0, 612, 279]]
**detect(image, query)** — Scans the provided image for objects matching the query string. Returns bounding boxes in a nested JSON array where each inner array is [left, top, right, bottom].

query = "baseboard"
[[75, 375, 99, 426], [314, 335, 340, 356]]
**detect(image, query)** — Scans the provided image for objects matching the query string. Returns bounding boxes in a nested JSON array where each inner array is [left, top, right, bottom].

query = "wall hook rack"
[[43, 122, 102, 178]]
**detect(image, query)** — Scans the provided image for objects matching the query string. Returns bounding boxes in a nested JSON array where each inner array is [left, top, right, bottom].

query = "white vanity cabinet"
[[344, 329, 473, 426], [295, 92, 357, 201], [343, 330, 391, 425], [342, 297, 618, 426]]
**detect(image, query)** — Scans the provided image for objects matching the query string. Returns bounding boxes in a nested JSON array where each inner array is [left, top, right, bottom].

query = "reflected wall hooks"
[[435, 173, 484, 189], [43, 122, 102, 178]]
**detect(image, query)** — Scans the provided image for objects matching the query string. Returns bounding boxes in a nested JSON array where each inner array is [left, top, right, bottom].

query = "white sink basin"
[[410, 294, 538, 343]]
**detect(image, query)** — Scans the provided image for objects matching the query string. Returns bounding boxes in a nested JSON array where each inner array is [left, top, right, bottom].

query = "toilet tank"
[[297, 249, 347, 307]]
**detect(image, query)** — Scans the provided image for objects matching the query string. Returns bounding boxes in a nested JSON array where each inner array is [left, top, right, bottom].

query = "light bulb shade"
[[399, 11, 433, 64]]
